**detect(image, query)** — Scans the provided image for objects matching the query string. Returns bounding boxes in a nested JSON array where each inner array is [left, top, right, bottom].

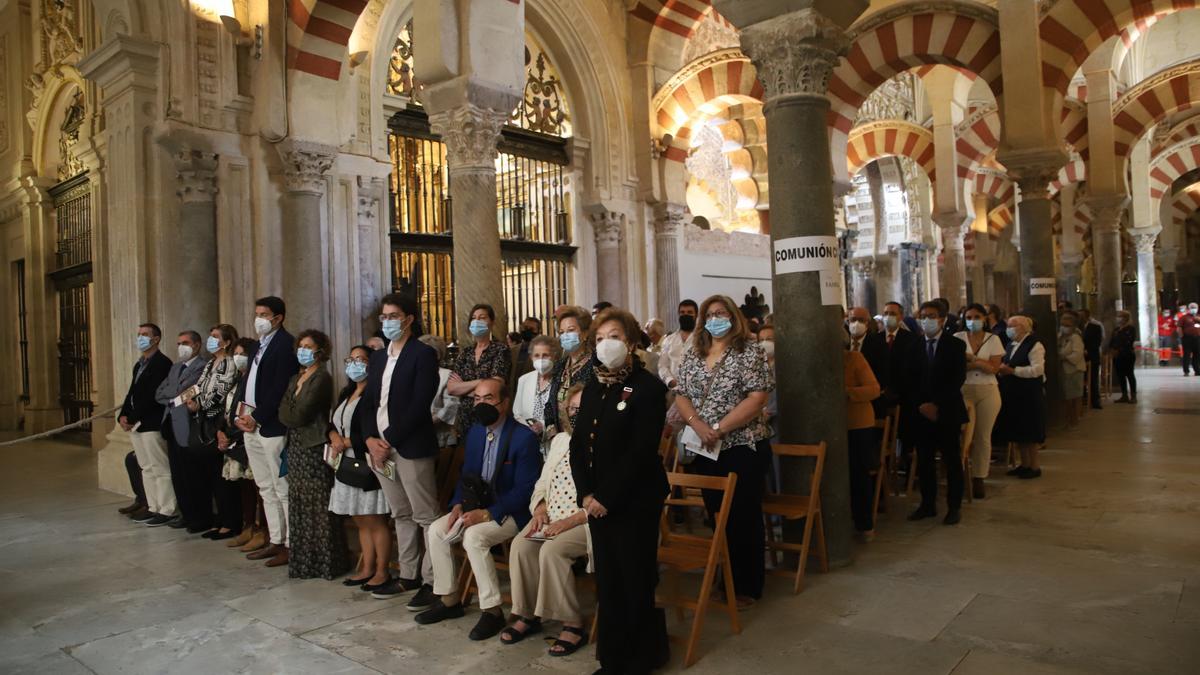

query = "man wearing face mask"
[[120, 323, 175, 525], [879, 302, 918, 456], [356, 293, 442, 602], [236, 297, 299, 561], [901, 302, 968, 525], [1179, 303, 1200, 376], [1158, 309, 1177, 367], [847, 307, 888, 412], [417, 378, 541, 641], [657, 299, 699, 389], [513, 316, 543, 380], [153, 330, 208, 529]]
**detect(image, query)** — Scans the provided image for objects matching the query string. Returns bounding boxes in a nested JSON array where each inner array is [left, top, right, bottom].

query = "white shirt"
[[375, 339, 404, 437], [244, 328, 278, 408], [657, 330, 693, 386], [1007, 336, 1046, 380], [955, 331, 1004, 385]]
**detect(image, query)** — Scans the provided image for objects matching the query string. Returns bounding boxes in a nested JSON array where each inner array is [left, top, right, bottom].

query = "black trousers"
[[180, 445, 223, 531], [1115, 356, 1136, 398], [591, 503, 668, 674], [1087, 357, 1102, 407], [1182, 335, 1200, 374], [916, 419, 963, 513], [165, 426, 190, 522], [215, 477, 245, 532], [847, 428, 878, 532], [124, 451, 146, 505], [694, 441, 768, 599]]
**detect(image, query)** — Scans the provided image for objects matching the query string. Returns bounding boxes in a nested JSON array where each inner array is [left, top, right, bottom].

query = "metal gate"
[[48, 173, 94, 429]]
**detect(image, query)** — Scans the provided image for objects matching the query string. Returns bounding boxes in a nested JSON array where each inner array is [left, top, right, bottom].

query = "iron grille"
[[50, 174, 92, 271], [56, 282, 93, 429]]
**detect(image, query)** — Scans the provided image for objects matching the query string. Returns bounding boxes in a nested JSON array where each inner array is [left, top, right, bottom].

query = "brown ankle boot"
[[265, 546, 289, 567], [229, 526, 255, 548], [972, 478, 986, 499]]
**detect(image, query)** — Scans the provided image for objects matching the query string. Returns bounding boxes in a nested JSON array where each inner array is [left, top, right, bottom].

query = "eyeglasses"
[[378, 313, 404, 322], [705, 310, 732, 320], [343, 357, 368, 366]]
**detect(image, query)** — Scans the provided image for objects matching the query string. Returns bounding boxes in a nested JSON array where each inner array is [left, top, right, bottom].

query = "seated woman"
[[502, 384, 590, 656]]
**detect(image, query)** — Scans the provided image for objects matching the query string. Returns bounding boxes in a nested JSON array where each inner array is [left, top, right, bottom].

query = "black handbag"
[[459, 474, 495, 512], [336, 450, 381, 492], [188, 410, 219, 449]]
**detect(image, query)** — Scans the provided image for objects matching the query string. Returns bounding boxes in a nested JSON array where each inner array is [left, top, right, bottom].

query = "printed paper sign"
[[1029, 277, 1056, 296], [819, 269, 844, 306], [773, 236, 841, 275]]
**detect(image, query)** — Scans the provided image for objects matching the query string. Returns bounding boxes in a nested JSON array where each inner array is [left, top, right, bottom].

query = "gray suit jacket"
[[155, 357, 208, 445]]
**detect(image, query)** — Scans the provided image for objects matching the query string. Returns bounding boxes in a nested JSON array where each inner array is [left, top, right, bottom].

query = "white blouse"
[[955, 331, 1005, 385]]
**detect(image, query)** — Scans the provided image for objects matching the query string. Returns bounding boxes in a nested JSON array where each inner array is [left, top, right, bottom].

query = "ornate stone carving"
[[174, 149, 218, 203], [1085, 195, 1128, 233], [681, 10, 741, 65], [57, 89, 86, 181], [937, 219, 968, 251], [653, 202, 688, 239], [513, 40, 571, 137], [738, 10, 848, 101], [387, 20, 421, 99], [1130, 227, 1161, 254], [590, 211, 624, 248], [357, 175, 384, 222], [855, 73, 915, 125], [194, 15, 220, 128], [39, 0, 84, 70], [1006, 154, 1065, 202], [428, 104, 510, 173], [277, 139, 336, 194], [684, 223, 770, 258]]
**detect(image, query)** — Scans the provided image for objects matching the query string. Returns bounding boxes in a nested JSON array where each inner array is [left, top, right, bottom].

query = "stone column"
[[1008, 155, 1066, 425], [1160, 246, 1180, 310], [653, 203, 686, 321], [277, 139, 336, 333], [982, 262, 997, 304], [1087, 194, 1128, 331], [1132, 227, 1161, 364], [590, 210, 626, 307], [428, 105, 512, 338], [1061, 254, 1083, 308], [737, 9, 855, 565], [172, 150, 220, 330], [356, 175, 389, 338], [934, 213, 968, 308]]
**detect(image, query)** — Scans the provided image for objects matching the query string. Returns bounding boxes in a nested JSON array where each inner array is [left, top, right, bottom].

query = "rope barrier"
[[0, 405, 122, 448]]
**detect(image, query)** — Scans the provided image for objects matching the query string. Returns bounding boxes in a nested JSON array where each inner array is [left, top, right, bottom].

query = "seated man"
[[416, 378, 542, 640]]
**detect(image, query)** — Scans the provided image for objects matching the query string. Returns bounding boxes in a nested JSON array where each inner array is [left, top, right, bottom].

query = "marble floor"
[[2, 368, 1199, 674]]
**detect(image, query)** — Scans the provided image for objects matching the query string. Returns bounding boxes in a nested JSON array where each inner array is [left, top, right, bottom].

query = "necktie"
[[927, 339, 936, 362], [852, 340, 860, 352], [887, 333, 894, 349]]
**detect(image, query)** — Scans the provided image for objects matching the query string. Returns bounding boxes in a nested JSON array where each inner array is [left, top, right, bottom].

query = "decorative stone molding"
[[653, 202, 688, 239], [427, 104, 510, 173], [357, 175, 384, 222], [738, 10, 848, 101], [174, 149, 219, 203], [933, 213, 968, 250], [1085, 194, 1129, 233], [684, 223, 770, 258], [852, 257, 875, 277], [0, 36, 8, 153], [591, 211, 625, 248], [1130, 227, 1161, 254], [1004, 151, 1066, 202], [276, 139, 336, 195]]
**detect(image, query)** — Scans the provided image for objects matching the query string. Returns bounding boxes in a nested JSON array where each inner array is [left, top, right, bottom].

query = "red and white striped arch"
[[1170, 183, 1200, 229], [1112, 62, 1200, 161], [651, 49, 763, 162], [1038, 0, 1199, 99], [846, 120, 937, 183], [630, 0, 737, 69], [1050, 155, 1088, 195], [973, 168, 1014, 209], [1150, 138, 1200, 215], [1153, 118, 1200, 157], [955, 105, 1001, 180], [288, 0, 371, 80], [1060, 98, 1089, 160], [987, 203, 1013, 238]]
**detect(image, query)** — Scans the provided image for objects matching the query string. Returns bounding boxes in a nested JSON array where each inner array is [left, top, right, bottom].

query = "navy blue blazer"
[[902, 330, 968, 430], [358, 337, 439, 459], [452, 416, 541, 530], [244, 328, 299, 438], [119, 350, 173, 432]]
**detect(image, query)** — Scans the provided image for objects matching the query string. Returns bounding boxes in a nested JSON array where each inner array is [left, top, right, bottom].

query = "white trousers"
[[245, 430, 289, 546], [961, 383, 1002, 479], [427, 513, 517, 610], [130, 430, 175, 516]]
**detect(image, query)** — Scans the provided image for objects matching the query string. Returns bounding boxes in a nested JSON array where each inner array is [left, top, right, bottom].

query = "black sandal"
[[548, 625, 588, 657], [499, 616, 542, 645]]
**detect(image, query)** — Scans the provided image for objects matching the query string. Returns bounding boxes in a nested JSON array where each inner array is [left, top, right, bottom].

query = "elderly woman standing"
[[1058, 312, 1087, 426], [544, 306, 594, 434], [278, 329, 347, 578], [996, 316, 1046, 480], [675, 295, 774, 608]]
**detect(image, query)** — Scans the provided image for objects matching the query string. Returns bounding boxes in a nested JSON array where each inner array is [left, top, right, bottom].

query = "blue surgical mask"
[[706, 317, 733, 338], [559, 331, 581, 353], [345, 361, 368, 382], [965, 319, 983, 333], [297, 347, 316, 367], [136, 335, 152, 352], [469, 319, 490, 338], [206, 336, 221, 353], [1006, 326, 1018, 340], [382, 318, 404, 341], [919, 318, 941, 337]]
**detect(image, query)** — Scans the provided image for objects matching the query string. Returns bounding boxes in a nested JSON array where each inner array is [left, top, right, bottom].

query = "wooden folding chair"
[[958, 402, 977, 503], [657, 471, 740, 668], [871, 415, 891, 517], [763, 442, 828, 594]]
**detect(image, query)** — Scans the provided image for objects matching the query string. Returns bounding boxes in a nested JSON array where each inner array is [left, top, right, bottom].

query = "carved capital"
[[1130, 226, 1161, 254], [852, 257, 876, 276], [277, 139, 336, 195], [933, 212, 968, 250], [738, 10, 848, 101], [1002, 148, 1067, 201], [590, 211, 625, 249], [174, 149, 218, 203], [652, 202, 688, 239], [1085, 194, 1128, 233], [428, 104, 509, 172]]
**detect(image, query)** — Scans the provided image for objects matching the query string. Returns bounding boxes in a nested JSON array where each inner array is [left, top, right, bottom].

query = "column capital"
[[933, 212, 968, 250], [1002, 148, 1068, 201], [590, 210, 625, 248], [652, 202, 688, 238], [1130, 226, 1161, 254], [738, 10, 849, 101], [1084, 194, 1129, 233], [428, 103, 510, 173], [173, 149, 218, 203], [277, 139, 336, 195]]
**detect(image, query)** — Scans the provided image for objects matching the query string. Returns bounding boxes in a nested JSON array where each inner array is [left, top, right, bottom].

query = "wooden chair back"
[[871, 415, 891, 517], [763, 442, 829, 593]]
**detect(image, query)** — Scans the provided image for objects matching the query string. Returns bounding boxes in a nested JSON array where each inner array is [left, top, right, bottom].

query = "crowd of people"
[[112, 289, 1148, 673]]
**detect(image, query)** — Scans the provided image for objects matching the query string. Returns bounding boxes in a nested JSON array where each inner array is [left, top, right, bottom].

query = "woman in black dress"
[[996, 315, 1047, 479], [569, 307, 669, 674]]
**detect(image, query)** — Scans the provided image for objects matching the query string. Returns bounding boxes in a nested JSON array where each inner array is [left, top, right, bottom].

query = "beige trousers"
[[427, 513, 518, 610], [961, 383, 1002, 479], [509, 521, 589, 623], [130, 430, 175, 516], [376, 450, 440, 581]]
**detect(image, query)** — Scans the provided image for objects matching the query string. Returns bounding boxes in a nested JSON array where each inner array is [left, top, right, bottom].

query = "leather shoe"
[[469, 610, 507, 641], [247, 544, 280, 561], [166, 516, 189, 529], [414, 600, 466, 625], [229, 527, 254, 548], [907, 507, 936, 521], [209, 530, 238, 541], [131, 510, 157, 523], [265, 547, 289, 567], [943, 510, 961, 525], [118, 501, 143, 515], [1006, 466, 1028, 477], [240, 530, 269, 553], [1018, 468, 1043, 480], [971, 478, 986, 499]]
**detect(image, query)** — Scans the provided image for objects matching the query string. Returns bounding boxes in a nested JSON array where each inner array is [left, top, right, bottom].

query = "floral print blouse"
[[452, 339, 511, 432], [677, 341, 775, 451]]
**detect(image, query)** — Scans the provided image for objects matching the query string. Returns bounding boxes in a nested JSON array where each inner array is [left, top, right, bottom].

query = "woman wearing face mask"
[[448, 304, 512, 436], [1110, 310, 1138, 403], [569, 308, 670, 674], [278, 329, 348, 578], [675, 295, 774, 608], [544, 306, 594, 434], [953, 304, 1005, 499], [327, 345, 392, 590], [1058, 312, 1086, 425], [418, 334, 459, 449], [183, 324, 241, 538], [218, 338, 267, 550], [513, 335, 561, 455], [995, 316, 1046, 479]]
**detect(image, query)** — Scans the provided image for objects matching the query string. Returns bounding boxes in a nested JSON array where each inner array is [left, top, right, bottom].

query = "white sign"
[[773, 235, 841, 274], [1030, 277, 1056, 296], [819, 269, 844, 306]]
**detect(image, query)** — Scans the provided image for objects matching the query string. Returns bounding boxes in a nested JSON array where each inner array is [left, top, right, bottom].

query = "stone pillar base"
[[97, 430, 135, 497]]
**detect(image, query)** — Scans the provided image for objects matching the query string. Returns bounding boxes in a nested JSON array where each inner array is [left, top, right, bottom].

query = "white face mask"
[[848, 321, 867, 337], [532, 357, 554, 375], [254, 317, 273, 336], [760, 340, 775, 360], [596, 338, 630, 370], [232, 354, 249, 370], [177, 344, 194, 361]]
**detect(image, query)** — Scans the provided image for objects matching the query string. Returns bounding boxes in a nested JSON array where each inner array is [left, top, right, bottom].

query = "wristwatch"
[[712, 421, 722, 436]]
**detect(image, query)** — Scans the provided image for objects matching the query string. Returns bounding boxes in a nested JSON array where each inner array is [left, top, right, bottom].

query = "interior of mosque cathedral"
[[2, 0, 1200, 494]]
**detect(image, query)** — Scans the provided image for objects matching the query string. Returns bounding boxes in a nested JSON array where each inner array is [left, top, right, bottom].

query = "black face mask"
[[520, 329, 536, 342], [473, 403, 501, 427], [678, 315, 697, 332]]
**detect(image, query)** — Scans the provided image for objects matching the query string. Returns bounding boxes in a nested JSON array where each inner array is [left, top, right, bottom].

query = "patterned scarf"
[[594, 352, 642, 385]]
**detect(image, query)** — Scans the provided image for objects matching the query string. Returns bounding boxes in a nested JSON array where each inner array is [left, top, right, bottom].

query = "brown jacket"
[[845, 350, 881, 431]]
